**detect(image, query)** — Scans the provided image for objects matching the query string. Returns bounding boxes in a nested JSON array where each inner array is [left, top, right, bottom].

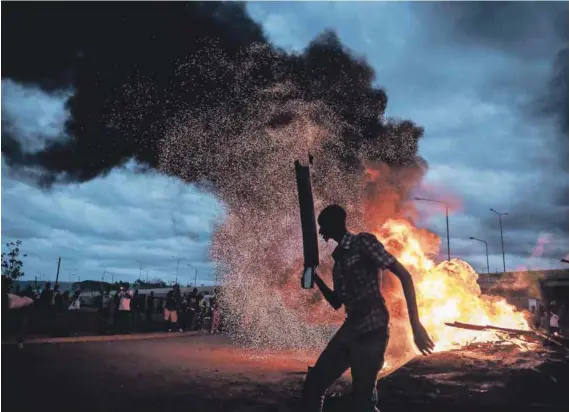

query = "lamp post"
[[187, 263, 198, 287], [469, 237, 490, 273], [65, 268, 77, 282], [413, 197, 451, 261], [490, 208, 508, 273], [101, 264, 109, 282]]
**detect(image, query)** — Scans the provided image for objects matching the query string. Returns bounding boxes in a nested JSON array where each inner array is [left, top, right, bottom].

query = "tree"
[[1, 240, 27, 281]]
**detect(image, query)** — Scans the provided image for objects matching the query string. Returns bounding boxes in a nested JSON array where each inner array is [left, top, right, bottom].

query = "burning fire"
[[375, 219, 530, 353]]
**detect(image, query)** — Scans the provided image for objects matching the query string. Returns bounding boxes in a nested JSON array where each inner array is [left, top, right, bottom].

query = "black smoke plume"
[[1, 1, 423, 188]]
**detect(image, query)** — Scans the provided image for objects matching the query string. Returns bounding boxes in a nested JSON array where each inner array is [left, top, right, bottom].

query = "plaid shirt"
[[332, 232, 396, 335]]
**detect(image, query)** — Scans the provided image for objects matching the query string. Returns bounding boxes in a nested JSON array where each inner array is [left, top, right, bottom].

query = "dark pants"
[[117, 310, 131, 332], [145, 309, 153, 323], [187, 309, 197, 331], [98, 308, 110, 333], [302, 324, 389, 412]]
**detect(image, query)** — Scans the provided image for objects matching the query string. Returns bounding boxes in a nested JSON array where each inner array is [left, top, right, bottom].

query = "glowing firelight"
[[375, 219, 530, 353]]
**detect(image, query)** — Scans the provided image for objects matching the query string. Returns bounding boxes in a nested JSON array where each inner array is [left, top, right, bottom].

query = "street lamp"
[[490, 209, 508, 273], [187, 263, 198, 287], [65, 268, 78, 281], [413, 197, 451, 261], [469, 237, 490, 274]]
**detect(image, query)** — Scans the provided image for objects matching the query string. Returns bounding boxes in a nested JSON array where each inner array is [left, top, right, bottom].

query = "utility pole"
[[172, 256, 185, 285], [135, 260, 147, 281], [490, 209, 508, 273], [101, 264, 109, 281], [469, 237, 490, 273], [413, 197, 451, 261], [55, 257, 62, 286], [187, 263, 198, 287]]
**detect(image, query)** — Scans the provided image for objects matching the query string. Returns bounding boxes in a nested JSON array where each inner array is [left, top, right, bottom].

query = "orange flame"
[[375, 219, 530, 353]]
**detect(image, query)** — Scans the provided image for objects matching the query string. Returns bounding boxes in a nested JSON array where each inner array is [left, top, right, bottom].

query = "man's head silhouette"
[[317, 204, 347, 243]]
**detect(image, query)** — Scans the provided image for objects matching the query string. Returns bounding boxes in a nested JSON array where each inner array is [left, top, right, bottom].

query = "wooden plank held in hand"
[[295, 157, 319, 289]]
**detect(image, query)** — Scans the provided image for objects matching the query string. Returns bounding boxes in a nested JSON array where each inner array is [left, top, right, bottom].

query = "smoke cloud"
[[2, 2, 423, 187]]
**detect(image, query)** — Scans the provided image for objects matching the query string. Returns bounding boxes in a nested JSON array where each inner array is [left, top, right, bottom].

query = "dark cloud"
[[430, 2, 567, 56], [1, 1, 423, 190], [424, 1, 569, 240], [432, 1, 568, 140]]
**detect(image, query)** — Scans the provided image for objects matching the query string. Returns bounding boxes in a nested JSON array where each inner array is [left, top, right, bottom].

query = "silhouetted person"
[[61, 290, 70, 308], [109, 290, 120, 333], [549, 311, 560, 335], [3, 276, 34, 349], [132, 289, 140, 324], [164, 285, 182, 332], [53, 284, 63, 311], [145, 291, 155, 323], [118, 286, 133, 332], [98, 287, 112, 333], [23, 285, 36, 300], [302, 205, 434, 412], [187, 288, 199, 331], [39, 282, 54, 309], [210, 296, 220, 334]]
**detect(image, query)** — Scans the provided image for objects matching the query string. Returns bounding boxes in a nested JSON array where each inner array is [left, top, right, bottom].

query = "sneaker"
[[178, 328, 183, 332], [17, 342, 24, 350], [168, 329, 172, 332]]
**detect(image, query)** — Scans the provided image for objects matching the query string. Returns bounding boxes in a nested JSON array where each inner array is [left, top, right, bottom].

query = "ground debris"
[[445, 321, 569, 351]]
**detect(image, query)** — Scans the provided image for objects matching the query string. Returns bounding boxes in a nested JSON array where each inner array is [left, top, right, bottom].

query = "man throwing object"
[[302, 204, 435, 412]]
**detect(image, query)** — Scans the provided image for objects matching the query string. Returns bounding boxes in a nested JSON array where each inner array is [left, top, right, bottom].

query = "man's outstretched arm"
[[359, 232, 434, 355], [388, 260, 435, 355], [314, 273, 342, 310]]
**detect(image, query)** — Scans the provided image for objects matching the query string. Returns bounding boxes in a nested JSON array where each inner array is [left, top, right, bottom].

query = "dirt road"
[[3, 334, 568, 411]]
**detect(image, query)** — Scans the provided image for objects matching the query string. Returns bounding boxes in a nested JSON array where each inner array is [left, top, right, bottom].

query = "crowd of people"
[[5, 275, 566, 350], [96, 284, 222, 334], [2, 277, 223, 348]]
